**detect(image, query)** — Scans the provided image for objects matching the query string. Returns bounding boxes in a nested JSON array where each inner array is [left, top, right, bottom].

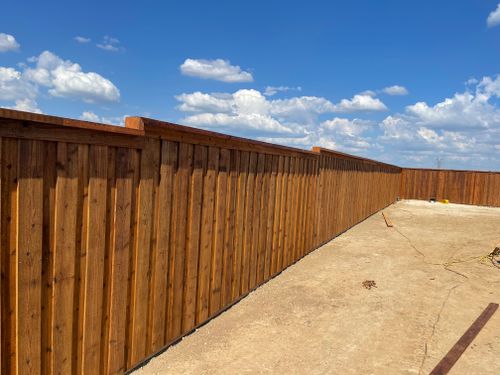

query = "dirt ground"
[[133, 200, 500, 375]]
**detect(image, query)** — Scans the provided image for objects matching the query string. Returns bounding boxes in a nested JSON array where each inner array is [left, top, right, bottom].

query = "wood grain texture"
[[16, 140, 44, 375]]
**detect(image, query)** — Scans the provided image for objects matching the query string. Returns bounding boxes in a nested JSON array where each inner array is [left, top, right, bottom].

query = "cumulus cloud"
[[180, 58, 253, 83], [174, 77, 500, 170], [0, 66, 37, 100], [96, 36, 121, 52], [79, 111, 126, 125], [175, 88, 377, 154], [377, 76, 500, 169], [74, 36, 91, 43], [7, 98, 42, 113], [487, 3, 500, 27], [381, 85, 408, 96], [178, 89, 296, 136], [24, 50, 120, 102], [264, 85, 302, 96], [0, 33, 20, 52], [332, 94, 388, 113]]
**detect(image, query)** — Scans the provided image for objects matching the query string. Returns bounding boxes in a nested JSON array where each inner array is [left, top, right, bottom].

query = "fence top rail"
[[403, 167, 500, 175], [0, 107, 144, 136], [311, 146, 401, 170], [126, 116, 319, 158]]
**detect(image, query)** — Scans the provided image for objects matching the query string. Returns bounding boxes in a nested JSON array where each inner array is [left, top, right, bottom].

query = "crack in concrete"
[[418, 283, 460, 375], [393, 226, 469, 280]]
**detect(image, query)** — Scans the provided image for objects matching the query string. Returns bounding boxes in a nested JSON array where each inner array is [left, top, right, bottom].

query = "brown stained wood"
[[231, 151, 249, 301], [401, 169, 500, 207], [283, 157, 295, 267], [0, 120, 144, 150], [51, 142, 79, 374], [430, 303, 498, 375], [0, 110, 422, 375], [290, 157, 300, 264], [1, 138, 18, 374], [382, 212, 393, 227], [74, 144, 89, 375], [196, 147, 218, 324], [263, 154, 277, 279], [135, 117, 318, 160], [167, 143, 193, 342], [129, 139, 160, 365], [270, 156, 283, 275], [209, 148, 229, 316], [256, 155, 272, 285], [17, 140, 44, 375], [240, 152, 256, 295], [182, 145, 205, 334], [276, 156, 289, 272], [99, 147, 116, 375], [106, 148, 134, 375], [81, 145, 108, 374], [295, 158, 305, 259], [221, 150, 238, 307], [249, 153, 265, 290], [149, 141, 177, 351], [125, 149, 141, 370]]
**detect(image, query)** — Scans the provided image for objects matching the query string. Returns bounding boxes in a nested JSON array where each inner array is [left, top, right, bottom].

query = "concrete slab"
[[133, 200, 500, 375]]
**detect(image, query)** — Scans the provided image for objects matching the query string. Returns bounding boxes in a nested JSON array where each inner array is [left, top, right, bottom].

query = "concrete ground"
[[133, 200, 500, 375]]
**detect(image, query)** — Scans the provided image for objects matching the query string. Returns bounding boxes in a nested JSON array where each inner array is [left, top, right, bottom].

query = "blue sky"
[[1, 1, 500, 170]]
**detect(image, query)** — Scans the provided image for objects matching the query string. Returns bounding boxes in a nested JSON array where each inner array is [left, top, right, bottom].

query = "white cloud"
[[321, 117, 372, 137], [403, 77, 500, 130], [96, 36, 121, 52], [487, 4, 500, 28], [24, 50, 120, 102], [80, 111, 101, 122], [332, 94, 388, 113], [7, 99, 42, 113], [178, 89, 296, 136], [174, 77, 500, 170], [381, 85, 408, 96], [184, 112, 294, 136], [79, 111, 126, 125], [270, 96, 336, 123], [264, 85, 302, 96], [175, 88, 376, 154], [175, 92, 234, 113], [376, 76, 500, 169], [74, 36, 91, 43], [0, 33, 20, 52], [0, 67, 37, 100], [180, 58, 253, 83]]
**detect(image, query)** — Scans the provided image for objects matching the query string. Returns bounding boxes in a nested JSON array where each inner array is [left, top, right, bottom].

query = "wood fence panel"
[[0, 110, 406, 375], [400, 168, 500, 207]]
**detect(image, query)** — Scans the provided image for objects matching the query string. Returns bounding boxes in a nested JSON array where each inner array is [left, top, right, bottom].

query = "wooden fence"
[[0, 109, 401, 374], [400, 168, 500, 207]]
